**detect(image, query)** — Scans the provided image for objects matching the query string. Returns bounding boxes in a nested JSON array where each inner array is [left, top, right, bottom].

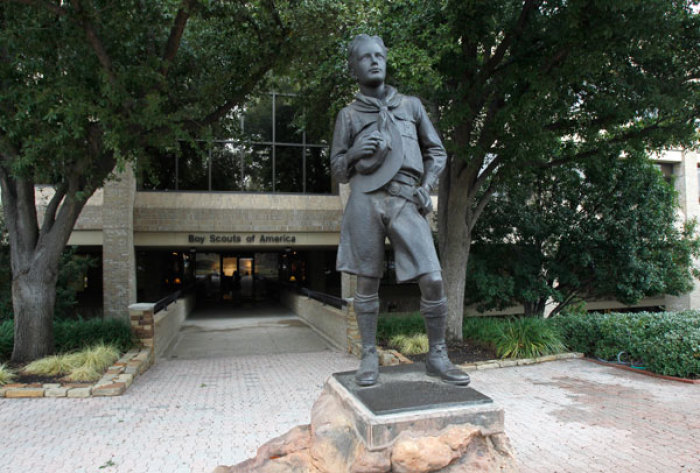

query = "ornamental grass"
[[0, 363, 15, 385], [389, 333, 429, 355], [20, 343, 120, 382]]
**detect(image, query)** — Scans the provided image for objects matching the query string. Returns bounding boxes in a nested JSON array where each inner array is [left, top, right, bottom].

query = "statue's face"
[[351, 39, 386, 87]]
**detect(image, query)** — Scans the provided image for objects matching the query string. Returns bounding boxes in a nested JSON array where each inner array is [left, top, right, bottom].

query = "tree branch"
[[469, 179, 498, 232], [71, 0, 117, 83], [186, 55, 276, 129], [161, 0, 195, 76], [532, 118, 693, 170], [39, 182, 67, 236], [2, 0, 67, 16], [481, 0, 541, 79]]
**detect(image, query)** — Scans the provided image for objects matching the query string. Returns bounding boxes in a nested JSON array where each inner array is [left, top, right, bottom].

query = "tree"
[[374, 0, 700, 338], [0, 0, 346, 361], [466, 152, 700, 317]]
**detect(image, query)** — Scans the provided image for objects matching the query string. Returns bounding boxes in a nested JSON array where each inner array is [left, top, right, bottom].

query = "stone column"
[[665, 149, 700, 310], [102, 165, 137, 319]]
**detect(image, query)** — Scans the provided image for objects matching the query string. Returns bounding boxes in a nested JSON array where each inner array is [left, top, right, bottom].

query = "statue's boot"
[[354, 292, 380, 386], [422, 297, 471, 386]]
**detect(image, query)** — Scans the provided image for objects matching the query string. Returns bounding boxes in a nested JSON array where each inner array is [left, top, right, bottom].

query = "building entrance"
[[136, 248, 340, 306], [195, 252, 275, 303]]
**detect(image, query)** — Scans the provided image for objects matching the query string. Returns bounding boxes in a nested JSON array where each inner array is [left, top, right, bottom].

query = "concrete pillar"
[[102, 165, 137, 319], [665, 149, 700, 310]]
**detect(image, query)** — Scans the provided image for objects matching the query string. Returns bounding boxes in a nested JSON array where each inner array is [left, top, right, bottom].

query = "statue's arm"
[[415, 99, 447, 192], [330, 109, 354, 184]]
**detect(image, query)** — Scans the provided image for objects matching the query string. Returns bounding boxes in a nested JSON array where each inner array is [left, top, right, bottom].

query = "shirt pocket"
[[393, 112, 418, 141]]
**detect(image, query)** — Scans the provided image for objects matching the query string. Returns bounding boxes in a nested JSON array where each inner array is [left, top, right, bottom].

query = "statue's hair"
[[348, 34, 387, 72]]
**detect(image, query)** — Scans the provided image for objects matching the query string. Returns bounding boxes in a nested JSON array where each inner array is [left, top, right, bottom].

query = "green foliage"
[[363, 0, 700, 338], [467, 152, 700, 316], [493, 317, 566, 359], [53, 318, 136, 354], [377, 312, 425, 341], [0, 318, 135, 361], [553, 311, 700, 378], [462, 317, 503, 342], [379, 312, 566, 359], [0, 362, 15, 385], [54, 249, 98, 320], [389, 333, 429, 355], [1, 0, 354, 360], [0, 320, 12, 358]]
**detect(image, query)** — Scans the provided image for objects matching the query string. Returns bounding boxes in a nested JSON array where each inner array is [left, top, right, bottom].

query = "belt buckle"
[[387, 182, 401, 196]]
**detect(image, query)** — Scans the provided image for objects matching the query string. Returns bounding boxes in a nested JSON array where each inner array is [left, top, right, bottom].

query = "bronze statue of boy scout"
[[331, 34, 470, 387]]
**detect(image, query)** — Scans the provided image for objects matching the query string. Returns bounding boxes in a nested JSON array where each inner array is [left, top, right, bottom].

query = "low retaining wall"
[[129, 292, 195, 359], [280, 290, 348, 352]]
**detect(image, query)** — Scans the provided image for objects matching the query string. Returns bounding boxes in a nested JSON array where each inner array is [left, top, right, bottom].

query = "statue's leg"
[[354, 276, 381, 386], [419, 272, 470, 386]]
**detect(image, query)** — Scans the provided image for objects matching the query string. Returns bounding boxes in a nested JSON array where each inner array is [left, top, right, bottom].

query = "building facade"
[[37, 144, 695, 320]]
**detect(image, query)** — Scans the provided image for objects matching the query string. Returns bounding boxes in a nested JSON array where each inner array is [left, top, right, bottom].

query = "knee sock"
[[354, 292, 379, 349]]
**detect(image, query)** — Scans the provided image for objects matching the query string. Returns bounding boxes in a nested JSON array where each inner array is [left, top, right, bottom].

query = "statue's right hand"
[[348, 132, 381, 165]]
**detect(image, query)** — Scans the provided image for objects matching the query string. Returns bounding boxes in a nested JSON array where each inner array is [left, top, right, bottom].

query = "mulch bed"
[[4, 361, 72, 385], [380, 339, 499, 364]]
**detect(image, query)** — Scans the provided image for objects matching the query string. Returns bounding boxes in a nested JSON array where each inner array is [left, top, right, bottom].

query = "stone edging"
[[377, 348, 584, 369], [0, 347, 154, 399]]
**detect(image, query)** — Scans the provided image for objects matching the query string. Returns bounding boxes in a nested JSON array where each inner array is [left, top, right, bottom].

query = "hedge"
[[0, 318, 137, 361], [553, 311, 700, 378]]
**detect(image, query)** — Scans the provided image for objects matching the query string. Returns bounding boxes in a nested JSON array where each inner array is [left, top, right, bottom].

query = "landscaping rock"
[[45, 388, 69, 397], [5, 388, 44, 398], [214, 385, 518, 473], [92, 382, 126, 397], [67, 387, 92, 398]]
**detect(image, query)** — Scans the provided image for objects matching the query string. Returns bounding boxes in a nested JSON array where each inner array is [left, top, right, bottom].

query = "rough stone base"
[[213, 379, 518, 473]]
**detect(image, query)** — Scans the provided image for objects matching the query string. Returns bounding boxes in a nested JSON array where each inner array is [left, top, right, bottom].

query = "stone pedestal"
[[214, 365, 518, 473]]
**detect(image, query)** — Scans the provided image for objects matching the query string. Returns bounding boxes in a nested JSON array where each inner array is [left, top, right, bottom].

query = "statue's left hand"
[[413, 186, 433, 215]]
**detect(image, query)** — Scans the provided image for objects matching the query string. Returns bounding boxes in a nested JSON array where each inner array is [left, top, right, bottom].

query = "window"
[[138, 92, 332, 194]]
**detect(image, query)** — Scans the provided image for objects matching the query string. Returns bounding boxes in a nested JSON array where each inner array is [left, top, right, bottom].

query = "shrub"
[[493, 317, 565, 359], [462, 317, 503, 342], [0, 320, 12, 360], [553, 311, 700, 378], [53, 318, 136, 354], [0, 318, 136, 361], [380, 312, 566, 360], [377, 312, 425, 341], [389, 333, 429, 355]]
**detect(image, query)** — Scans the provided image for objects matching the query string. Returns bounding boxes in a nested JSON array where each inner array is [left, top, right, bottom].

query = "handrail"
[[153, 284, 195, 314], [281, 282, 347, 309], [153, 290, 181, 314]]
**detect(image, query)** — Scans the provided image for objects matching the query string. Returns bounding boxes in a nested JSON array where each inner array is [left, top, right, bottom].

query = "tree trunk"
[[443, 226, 471, 341], [0, 172, 92, 362], [11, 266, 58, 362], [438, 158, 473, 342]]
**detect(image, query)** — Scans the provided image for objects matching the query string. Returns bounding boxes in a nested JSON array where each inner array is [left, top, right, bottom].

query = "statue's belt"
[[383, 173, 420, 204]]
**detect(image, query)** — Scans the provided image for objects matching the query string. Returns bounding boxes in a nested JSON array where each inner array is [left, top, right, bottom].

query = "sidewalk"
[[1, 312, 698, 472]]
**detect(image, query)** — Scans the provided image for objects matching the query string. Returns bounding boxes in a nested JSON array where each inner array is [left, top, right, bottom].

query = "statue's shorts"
[[336, 188, 441, 283]]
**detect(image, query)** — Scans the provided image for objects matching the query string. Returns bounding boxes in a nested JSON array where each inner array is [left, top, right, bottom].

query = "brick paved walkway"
[[1, 322, 698, 472]]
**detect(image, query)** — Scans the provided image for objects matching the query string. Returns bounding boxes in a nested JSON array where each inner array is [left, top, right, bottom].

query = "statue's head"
[[348, 34, 387, 86]]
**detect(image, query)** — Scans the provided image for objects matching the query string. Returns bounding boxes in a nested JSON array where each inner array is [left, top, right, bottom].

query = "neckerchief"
[[349, 86, 402, 149]]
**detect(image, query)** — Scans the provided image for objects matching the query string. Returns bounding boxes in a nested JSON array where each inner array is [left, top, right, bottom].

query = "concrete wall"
[[280, 289, 348, 352], [133, 192, 342, 233], [153, 293, 196, 359]]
